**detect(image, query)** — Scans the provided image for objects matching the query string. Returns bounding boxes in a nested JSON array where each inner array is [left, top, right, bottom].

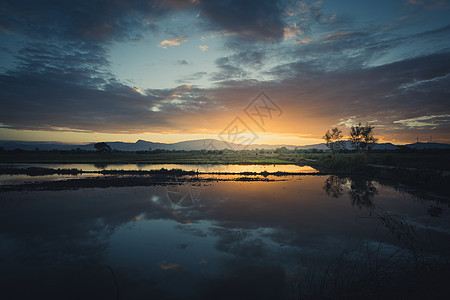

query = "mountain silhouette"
[[1, 139, 449, 151]]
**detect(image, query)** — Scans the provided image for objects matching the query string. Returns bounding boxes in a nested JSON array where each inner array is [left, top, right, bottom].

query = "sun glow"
[[0, 127, 325, 146]]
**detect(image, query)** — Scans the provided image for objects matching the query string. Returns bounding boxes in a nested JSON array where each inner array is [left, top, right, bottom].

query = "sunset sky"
[[0, 0, 449, 145]]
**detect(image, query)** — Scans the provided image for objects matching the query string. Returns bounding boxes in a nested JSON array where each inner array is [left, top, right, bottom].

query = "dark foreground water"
[[1, 176, 449, 299]]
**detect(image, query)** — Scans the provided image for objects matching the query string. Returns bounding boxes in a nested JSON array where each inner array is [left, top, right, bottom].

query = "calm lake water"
[[0, 175, 449, 299], [0, 163, 318, 173]]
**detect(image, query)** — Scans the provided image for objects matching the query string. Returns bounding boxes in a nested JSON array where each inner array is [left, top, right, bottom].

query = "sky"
[[0, 0, 449, 146]]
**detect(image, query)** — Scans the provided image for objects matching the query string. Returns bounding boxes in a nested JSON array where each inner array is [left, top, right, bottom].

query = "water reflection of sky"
[[0, 177, 449, 299], [0, 163, 318, 173], [0, 173, 102, 185]]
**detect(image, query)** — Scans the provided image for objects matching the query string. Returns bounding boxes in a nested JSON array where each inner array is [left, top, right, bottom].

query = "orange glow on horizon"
[[0, 127, 442, 146]]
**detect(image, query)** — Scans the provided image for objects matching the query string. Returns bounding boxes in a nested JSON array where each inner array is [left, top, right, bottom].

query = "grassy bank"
[[2, 149, 449, 169], [303, 151, 450, 171], [0, 150, 294, 164]]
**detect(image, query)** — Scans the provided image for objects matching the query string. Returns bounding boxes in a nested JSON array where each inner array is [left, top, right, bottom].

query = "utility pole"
[[416, 137, 418, 143]]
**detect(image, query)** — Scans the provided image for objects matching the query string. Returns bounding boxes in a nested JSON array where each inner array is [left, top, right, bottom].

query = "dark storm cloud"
[[0, 0, 172, 43], [322, 52, 450, 118], [0, 66, 213, 133], [0, 0, 220, 132], [0, 0, 293, 43], [0, 0, 298, 44], [0, 38, 161, 132], [0, 73, 153, 132], [0, 0, 290, 115], [0, 0, 178, 132], [198, 0, 286, 42]]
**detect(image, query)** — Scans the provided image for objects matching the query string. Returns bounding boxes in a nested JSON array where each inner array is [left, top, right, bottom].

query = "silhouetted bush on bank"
[[313, 152, 369, 171]]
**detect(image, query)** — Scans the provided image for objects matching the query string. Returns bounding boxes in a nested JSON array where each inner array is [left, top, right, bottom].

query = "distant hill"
[[0, 139, 449, 151], [403, 142, 450, 149], [0, 141, 91, 151]]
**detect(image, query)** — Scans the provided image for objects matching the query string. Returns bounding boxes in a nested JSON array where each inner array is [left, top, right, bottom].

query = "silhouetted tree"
[[94, 142, 112, 153], [349, 122, 378, 152], [323, 127, 345, 155]]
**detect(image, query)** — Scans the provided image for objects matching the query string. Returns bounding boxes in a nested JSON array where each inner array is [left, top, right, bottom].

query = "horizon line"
[[0, 138, 447, 147]]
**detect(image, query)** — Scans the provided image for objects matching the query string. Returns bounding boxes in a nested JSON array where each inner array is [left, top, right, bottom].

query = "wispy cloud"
[[405, 0, 449, 8], [158, 37, 188, 48], [407, 0, 424, 4], [293, 38, 312, 45], [198, 0, 285, 42], [199, 45, 208, 51], [394, 114, 450, 128], [283, 23, 304, 40], [176, 71, 207, 84]]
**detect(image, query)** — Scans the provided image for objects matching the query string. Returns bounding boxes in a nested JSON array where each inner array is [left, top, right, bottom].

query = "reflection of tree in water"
[[349, 178, 377, 209], [93, 162, 109, 170], [323, 175, 347, 198], [323, 175, 377, 209]]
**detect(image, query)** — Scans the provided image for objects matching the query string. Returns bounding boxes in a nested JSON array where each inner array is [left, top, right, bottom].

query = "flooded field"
[[0, 163, 318, 173], [0, 174, 449, 299]]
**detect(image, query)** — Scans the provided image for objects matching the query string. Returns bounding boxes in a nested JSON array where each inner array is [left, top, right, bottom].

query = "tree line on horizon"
[[323, 122, 378, 155]]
